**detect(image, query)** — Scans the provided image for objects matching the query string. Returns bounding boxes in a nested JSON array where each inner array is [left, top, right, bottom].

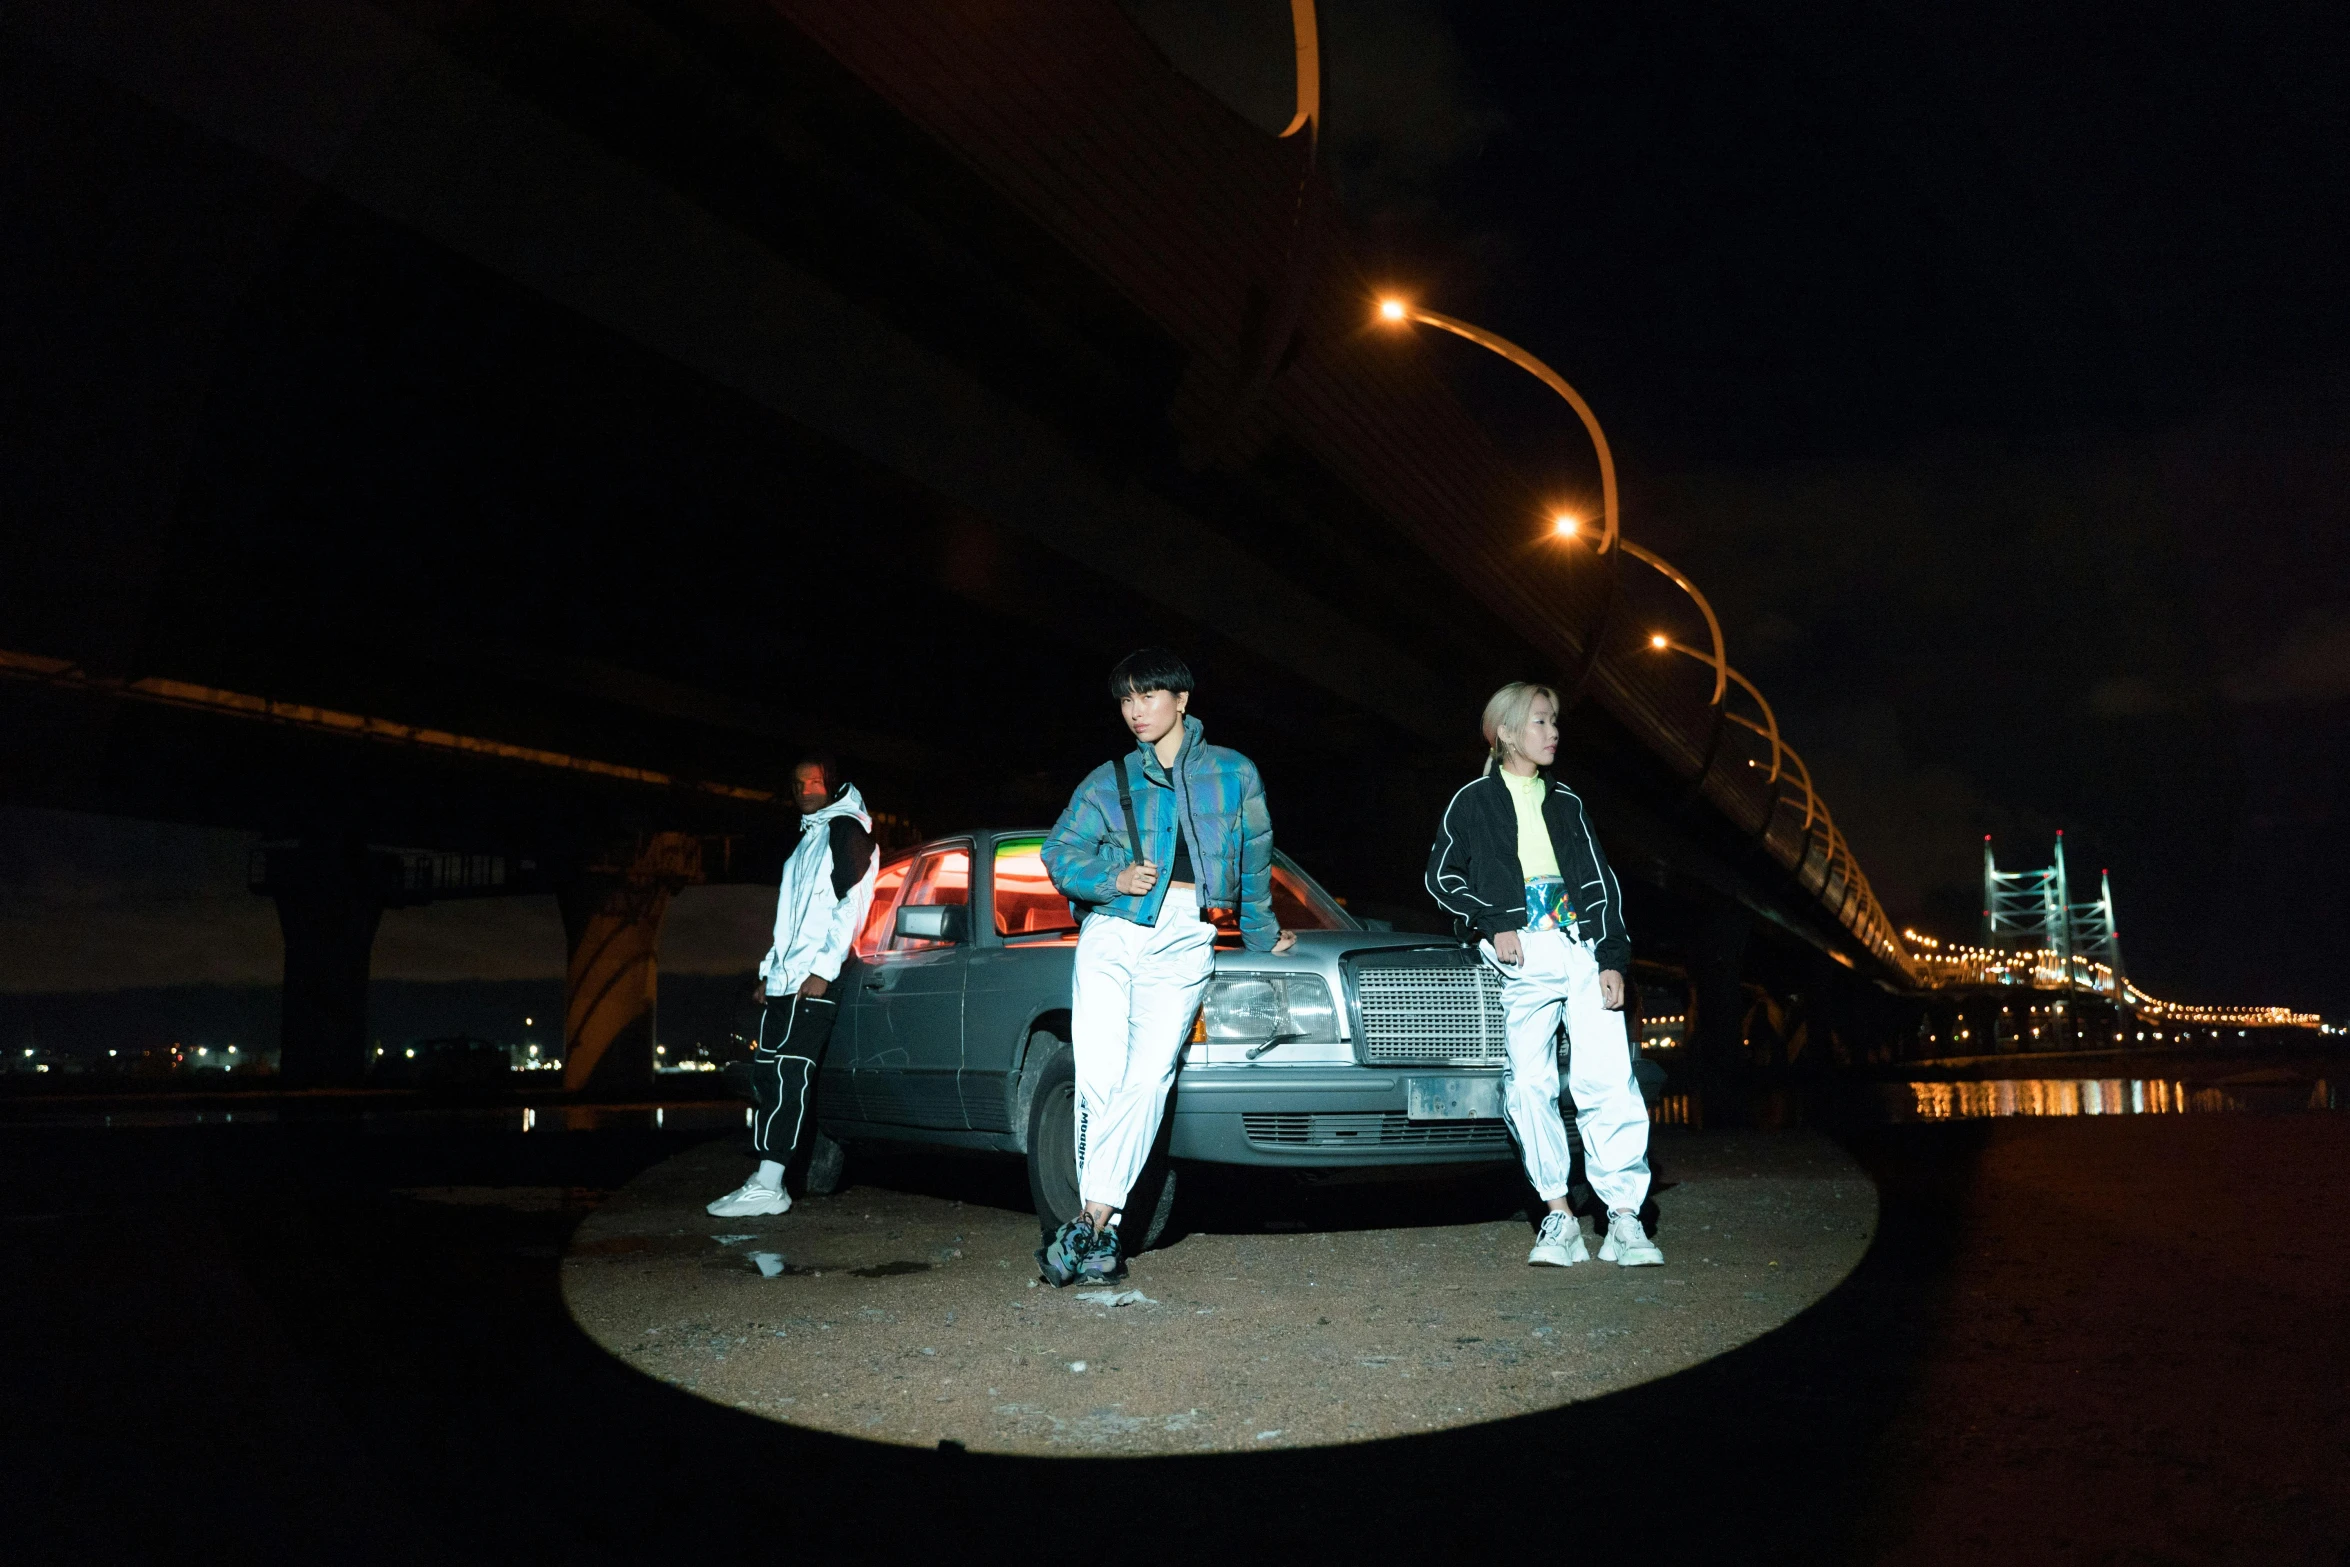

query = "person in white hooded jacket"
[[706, 756, 878, 1218]]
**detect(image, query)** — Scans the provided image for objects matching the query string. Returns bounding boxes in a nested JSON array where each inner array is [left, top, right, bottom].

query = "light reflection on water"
[[1897, 1077, 2336, 1121]]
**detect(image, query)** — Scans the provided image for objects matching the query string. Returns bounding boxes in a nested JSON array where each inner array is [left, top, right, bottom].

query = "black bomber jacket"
[[1423, 767, 1631, 972]]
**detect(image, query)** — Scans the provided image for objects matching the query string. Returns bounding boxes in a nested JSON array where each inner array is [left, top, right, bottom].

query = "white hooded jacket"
[[758, 784, 879, 997]]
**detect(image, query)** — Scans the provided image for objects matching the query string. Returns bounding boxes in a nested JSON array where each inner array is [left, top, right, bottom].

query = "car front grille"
[[1351, 951, 1510, 1065], [1241, 1112, 1512, 1149]]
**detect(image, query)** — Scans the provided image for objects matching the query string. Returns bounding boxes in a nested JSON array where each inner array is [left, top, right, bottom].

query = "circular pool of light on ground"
[[561, 1129, 1876, 1455]]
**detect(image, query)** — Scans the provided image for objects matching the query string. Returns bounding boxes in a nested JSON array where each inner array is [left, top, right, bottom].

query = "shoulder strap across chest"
[[1114, 755, 1145, 866]]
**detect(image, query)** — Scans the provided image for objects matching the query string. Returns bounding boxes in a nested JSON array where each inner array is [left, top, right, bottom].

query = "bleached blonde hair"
[[1481, 681, 1559, 774]]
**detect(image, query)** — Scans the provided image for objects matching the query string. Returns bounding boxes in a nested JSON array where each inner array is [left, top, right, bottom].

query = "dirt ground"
[[1856, 1112, 2350, 1564], [8, 1101, 2346, 1562], [561, 1128, 1876, 1453]]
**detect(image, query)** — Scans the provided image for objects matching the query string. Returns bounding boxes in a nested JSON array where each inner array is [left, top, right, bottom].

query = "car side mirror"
[[895, 903, 969, 944]]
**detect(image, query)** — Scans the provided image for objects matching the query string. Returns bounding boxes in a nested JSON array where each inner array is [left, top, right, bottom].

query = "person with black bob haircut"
[[1036, 648, 1295, 1286]]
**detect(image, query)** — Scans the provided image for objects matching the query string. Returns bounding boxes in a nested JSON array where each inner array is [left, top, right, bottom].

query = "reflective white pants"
[[1071, 886, 1217, 1210], [1484, 928, 1651, 1211]]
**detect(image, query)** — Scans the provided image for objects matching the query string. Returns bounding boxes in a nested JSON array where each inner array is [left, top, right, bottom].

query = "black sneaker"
[[1078, 1222, 1128, 1286], [1036, 1216, 1095, 1287]]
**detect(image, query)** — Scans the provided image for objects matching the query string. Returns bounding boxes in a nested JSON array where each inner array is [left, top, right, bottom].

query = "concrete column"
[[559, 834, 702, 1093], [1687, 900, 1753, 1124], [268, 836, 388, 1088]]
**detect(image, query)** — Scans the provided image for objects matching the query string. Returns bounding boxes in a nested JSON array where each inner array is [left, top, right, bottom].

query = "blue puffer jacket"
[[1042, 715, 1279, 951]]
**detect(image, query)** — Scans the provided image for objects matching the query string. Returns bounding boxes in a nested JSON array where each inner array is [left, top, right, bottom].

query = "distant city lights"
[[1900, 927, 2321, 1029]]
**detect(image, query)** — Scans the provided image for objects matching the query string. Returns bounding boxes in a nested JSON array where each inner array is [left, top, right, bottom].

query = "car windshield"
[[989, 839, 1357, 939], [1267, 854, 1359, 931]]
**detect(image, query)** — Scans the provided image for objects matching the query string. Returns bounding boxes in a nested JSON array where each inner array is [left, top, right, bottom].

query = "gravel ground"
[[562, 1127, 1875, 1454]]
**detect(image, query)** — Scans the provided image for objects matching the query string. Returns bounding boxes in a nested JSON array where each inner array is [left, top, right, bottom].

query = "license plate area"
[[1407, 1074, 1504, 1120]]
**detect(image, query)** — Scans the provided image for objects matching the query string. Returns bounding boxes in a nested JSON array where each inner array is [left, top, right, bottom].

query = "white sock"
[[756, 1159, 785, 1190]]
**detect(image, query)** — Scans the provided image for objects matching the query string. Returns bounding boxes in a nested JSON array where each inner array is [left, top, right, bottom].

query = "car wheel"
[[800, 1127, 848, 1196], [1024, 1042, 1178, 1253], [1026, 1045, 1084, 1232]]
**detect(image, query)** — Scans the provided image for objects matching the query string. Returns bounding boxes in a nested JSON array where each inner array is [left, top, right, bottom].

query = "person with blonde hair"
[[1426, 682, 1663, 1267]]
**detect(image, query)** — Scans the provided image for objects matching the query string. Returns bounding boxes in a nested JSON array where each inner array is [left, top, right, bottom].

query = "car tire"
[[1024, 1041, 1177, 1253], [799, 1127, 848, 1196]]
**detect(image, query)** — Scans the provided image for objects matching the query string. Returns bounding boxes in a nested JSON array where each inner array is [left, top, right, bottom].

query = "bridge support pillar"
[[559, 834, 703, 1094], [1688, 901, 1753, 1125], [268, 835, 388, 1088]]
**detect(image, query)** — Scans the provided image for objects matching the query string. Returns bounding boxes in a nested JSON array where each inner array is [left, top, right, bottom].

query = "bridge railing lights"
[[1373, 294, 1916, 980]]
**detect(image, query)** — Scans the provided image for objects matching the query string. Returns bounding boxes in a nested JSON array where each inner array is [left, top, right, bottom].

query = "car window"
[[852, 856, 913, 959], [994, 837, 1078, 937], [1204, 856, 1359, 934], [893, 844, 972, 952]]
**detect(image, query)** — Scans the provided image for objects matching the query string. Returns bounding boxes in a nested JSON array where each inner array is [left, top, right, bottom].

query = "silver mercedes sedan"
[[809, 830, 1531, 1248]]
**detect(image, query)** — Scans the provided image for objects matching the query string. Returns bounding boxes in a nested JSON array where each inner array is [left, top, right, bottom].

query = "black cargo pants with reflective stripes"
[[750, 992, 838, 1159]]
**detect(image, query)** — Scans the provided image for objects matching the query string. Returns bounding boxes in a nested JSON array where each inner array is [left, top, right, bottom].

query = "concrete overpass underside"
[[1, 0, 1914, 1094]]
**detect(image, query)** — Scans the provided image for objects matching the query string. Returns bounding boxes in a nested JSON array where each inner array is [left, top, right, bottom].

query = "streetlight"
[[1374, 299, 1620, 556], [1617, 540, 1726, 704], [1278, 0, 1320, 142], [1648, 634, 1783, 781], [1372, 295, 1910, 974]]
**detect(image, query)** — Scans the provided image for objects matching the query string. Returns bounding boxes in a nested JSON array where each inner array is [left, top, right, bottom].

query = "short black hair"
[[1109, 647, 1194, 701]]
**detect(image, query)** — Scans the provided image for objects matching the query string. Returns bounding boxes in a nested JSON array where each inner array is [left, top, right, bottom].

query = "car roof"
[[884, 830, 1309, 868]]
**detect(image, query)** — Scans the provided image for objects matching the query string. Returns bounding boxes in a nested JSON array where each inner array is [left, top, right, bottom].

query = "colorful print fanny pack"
[[1523, 875, 1581, 934]]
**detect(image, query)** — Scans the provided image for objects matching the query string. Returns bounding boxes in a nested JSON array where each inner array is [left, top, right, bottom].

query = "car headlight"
[[1195, 974, 1339, 1044]]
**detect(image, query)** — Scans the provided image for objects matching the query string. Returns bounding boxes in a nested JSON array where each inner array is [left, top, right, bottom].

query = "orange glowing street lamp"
[[1372, 298, 1905, 968], [1649, 634, 1783, 782], [1375, 298, 1620, 557], [1618, 540, 1726, 704]]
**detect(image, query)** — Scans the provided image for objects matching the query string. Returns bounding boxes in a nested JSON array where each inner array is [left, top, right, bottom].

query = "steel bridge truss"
[[1982, 833, 2127, 1001]]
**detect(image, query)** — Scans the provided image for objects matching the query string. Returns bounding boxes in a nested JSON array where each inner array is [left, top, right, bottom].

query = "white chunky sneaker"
[[1598, 1209, 1663, 1266], [705, 1180, 791, 1218], [1527, 1210, 1589, 1267]]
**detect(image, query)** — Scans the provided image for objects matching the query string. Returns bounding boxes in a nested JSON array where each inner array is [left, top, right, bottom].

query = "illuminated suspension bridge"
[[1895, 833, 2321, 1032]]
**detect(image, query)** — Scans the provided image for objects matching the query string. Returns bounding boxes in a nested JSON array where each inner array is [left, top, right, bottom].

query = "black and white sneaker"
[[1078, 1222, 1128, 1286], [1037, 1216, 1096, 1287]]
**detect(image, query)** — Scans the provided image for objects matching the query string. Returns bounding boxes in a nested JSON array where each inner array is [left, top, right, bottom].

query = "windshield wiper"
[[1245, 1031, 1305, 1061]]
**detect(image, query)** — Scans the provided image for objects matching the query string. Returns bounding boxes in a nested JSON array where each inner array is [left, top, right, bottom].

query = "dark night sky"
[[1127, 0, 2350, 1015], [4, 0, 2345, 1015]]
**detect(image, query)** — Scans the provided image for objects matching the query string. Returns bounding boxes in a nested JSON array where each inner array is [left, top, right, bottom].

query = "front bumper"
[[1165, 1063, 1518, 1167]]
